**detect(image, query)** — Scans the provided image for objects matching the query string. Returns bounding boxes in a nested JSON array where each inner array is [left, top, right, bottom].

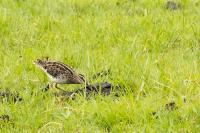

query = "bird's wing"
[[45, 64, 72, 78]]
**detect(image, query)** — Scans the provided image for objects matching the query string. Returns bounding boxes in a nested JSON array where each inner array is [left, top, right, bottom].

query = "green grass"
[[1, 0, 200, 132]]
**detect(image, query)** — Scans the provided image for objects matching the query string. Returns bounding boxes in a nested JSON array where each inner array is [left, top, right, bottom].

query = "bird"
[[33, 58, 87, 92]]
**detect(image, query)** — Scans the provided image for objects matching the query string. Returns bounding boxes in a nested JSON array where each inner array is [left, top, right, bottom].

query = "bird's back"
[[34, 59, 85, 84]]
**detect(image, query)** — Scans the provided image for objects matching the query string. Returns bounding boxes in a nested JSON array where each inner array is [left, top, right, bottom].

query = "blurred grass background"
[[1, 0, 200, 132]]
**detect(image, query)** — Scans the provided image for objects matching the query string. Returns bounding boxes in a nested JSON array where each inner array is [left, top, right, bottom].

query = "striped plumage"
[[33, 59, 86, 85]]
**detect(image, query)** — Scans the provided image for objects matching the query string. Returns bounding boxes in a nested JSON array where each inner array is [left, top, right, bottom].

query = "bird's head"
[[33, 59, 46, 67]]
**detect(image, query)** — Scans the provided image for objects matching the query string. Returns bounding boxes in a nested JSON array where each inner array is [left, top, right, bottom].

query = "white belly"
[[46, 73, 68, 84]]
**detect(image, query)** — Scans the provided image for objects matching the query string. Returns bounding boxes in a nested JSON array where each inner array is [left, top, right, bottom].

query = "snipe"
[[33, 58, 87, 91]]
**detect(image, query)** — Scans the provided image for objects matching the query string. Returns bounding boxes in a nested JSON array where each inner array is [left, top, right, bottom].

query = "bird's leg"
[[47, 82, 59, 93], [54, 83, 66, 93], [42, 82, 52, 92], [49, 82, 56, 89]]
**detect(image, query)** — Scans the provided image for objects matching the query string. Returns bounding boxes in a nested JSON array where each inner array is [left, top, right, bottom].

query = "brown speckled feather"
[[33, 59, 85, 84]]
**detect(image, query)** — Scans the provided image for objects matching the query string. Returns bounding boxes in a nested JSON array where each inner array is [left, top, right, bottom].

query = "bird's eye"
[[36, 59, 43, 64]]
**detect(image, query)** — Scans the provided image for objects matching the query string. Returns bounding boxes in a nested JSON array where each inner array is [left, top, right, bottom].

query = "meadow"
[[1, 0, 200, 132]]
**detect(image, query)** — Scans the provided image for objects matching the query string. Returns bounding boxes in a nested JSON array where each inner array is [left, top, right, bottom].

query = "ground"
[[1, 0, 200, 132]]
